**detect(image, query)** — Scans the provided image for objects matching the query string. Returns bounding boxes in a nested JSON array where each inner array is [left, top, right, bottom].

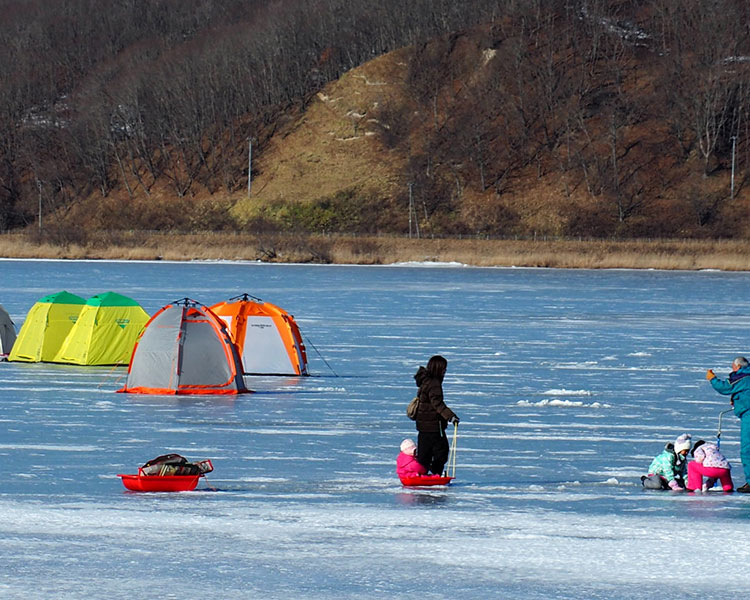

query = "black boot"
[[737, 483, 750, 493]]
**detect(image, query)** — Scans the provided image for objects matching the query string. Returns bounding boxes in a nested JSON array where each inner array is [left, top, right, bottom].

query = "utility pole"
[[731, 135, 737, 200], [36, 177, 42, 230], [247, 138, 253, 197], [408, 182, 414, 238], [414, 198, 420, 239]]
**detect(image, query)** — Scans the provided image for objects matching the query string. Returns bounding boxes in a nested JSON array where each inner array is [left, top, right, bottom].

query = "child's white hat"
[[674, 433, 692, 453], [400, 438, 417, 454]]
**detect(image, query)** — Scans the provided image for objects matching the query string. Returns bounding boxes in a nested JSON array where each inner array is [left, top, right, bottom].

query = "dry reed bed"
[[0, 233, 749, 271]]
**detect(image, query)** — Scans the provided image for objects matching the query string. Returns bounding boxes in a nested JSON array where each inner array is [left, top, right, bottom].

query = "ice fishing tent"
[[118, 298, 249, 395], [210, 294, 308, 376], [8, 291, 86, 362], [52, 292, 150, 366], [0, 304, 16, 358]]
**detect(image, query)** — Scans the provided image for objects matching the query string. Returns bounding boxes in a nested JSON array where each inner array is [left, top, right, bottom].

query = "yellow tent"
[[52, 292, 150, 366], [8, 291, 85, 362]]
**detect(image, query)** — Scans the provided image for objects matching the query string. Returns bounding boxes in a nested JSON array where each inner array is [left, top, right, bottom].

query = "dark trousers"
[[417, 430, 450, 475]]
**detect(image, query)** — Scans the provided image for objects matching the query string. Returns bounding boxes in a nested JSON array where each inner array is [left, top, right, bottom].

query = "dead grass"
[[230, 50, 410, 224], [2, 231, 750, 271]]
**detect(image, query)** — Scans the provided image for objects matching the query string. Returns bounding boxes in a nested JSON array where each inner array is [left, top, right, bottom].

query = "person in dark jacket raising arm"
[[413, 355, 459, 475]]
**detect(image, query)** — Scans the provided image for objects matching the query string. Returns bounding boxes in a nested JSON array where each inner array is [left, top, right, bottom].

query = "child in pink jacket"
[[396, 438, 427, 479], [687, 440, 734, 492]]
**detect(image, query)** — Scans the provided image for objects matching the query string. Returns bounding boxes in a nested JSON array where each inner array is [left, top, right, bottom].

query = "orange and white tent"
[[118, 298, 249, 395], [210, 294, 308, 376]]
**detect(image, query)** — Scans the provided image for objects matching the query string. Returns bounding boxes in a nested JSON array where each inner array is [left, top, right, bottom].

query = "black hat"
[[691, 439, 706, 457]]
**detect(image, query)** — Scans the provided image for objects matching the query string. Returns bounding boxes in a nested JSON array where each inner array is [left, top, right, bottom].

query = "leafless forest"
[[1, 0, 749, 240]]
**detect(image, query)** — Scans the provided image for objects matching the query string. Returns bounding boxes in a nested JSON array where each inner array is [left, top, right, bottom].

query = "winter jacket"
[[647, 443, 687, 483], [413, 366, 457, 433], [693, 442, 731, 470], [710, 366, 750, 418], [396, 452, 427, 478]]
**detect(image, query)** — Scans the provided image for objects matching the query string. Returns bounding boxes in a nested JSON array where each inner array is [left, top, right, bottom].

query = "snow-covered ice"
[[2, 260, 750, 598]]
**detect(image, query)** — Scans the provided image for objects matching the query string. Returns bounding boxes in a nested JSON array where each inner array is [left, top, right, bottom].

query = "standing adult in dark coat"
[[413, 355, 459, 475]]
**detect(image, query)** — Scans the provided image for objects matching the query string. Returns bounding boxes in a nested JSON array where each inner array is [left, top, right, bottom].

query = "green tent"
[[8, 291, 86, 362], [52, 292, 150, 366]]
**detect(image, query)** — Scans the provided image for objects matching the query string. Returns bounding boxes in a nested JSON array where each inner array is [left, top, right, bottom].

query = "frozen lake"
[[2, 259, 750, 599]]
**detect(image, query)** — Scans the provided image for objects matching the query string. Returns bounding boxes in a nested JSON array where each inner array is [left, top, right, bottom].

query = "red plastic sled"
[[118, 472, 201, 492], [400, 474, 454, 487]]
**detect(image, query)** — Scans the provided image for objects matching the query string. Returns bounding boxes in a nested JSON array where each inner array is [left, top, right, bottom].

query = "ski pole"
[[717, 408, 733, 450], [450, 422, 458, 478]]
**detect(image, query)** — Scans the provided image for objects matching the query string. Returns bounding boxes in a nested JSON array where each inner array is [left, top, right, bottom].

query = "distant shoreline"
[[1, 232, 749, 271]]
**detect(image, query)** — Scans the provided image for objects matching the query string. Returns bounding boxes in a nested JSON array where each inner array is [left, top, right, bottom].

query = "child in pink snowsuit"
[[687, 440, 734, 492], [396, 438, 427, 479]]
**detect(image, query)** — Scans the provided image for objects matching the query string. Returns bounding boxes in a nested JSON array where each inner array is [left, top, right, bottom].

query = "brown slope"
[[231, 19, 750, 240], [231, 49, 411, 223]]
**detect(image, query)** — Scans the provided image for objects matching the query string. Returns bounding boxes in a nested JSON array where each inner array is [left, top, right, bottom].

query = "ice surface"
[[2, 260, 750, 598]]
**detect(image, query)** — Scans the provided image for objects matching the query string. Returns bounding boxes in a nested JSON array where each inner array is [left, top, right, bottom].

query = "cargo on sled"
[[118, 453, 213, 492]]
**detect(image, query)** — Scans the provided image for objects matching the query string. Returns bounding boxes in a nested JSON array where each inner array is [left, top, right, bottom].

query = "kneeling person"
[[687, 440, 733, 492], [642, 434, 691, 491]]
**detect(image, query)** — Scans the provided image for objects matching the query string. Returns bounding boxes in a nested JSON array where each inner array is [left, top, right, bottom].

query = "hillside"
[[232, 50, 409, 224], [233, 17, 750, 240], [1, 1, 749, 243]]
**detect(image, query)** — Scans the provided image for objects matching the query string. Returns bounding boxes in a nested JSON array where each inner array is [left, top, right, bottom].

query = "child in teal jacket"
[[641, 433, 691, 491]]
